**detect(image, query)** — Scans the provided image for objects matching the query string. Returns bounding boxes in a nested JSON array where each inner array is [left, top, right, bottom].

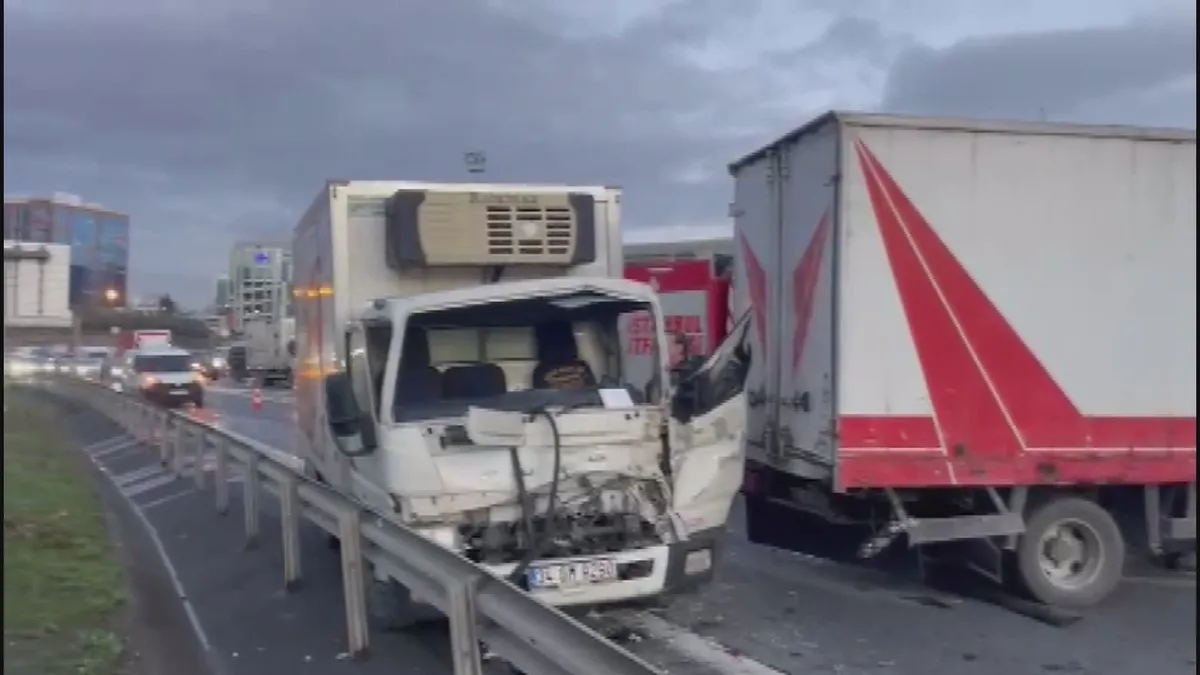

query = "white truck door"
[[732, 150, 782, 467], [668, 310, 752, 535], [774, 123, 839, 474]]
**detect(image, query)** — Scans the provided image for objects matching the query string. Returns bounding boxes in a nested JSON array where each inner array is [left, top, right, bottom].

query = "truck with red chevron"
[[722, 112, 1196, 608]]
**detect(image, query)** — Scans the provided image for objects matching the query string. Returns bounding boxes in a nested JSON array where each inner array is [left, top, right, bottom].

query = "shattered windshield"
[[386, 292, 662, 422]]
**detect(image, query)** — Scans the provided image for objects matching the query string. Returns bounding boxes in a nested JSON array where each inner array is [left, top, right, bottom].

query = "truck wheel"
[[367, 577, 443, 631], [1015, 495, 1125, 609], [743, 494, 792, 548]]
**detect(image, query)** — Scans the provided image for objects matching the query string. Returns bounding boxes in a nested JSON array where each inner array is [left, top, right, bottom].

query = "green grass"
[[4, 395, 128, 675]]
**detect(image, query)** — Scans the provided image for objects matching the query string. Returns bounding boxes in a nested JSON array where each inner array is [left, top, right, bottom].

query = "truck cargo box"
[[730, 112, 1196, 492]]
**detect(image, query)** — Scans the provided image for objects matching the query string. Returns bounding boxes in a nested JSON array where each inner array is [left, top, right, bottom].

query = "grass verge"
[[4, 392, 128, 675]]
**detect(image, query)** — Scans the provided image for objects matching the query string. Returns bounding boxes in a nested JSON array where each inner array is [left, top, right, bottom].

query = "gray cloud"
[[882, 16, 1197, 126], [4, 2, 1196, 307], [4, 0, 765, 304]]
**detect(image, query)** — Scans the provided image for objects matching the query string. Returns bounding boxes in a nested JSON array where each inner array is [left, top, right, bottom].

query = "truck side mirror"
[[324, 373, 379, 454], [324, 372, 361, 436]]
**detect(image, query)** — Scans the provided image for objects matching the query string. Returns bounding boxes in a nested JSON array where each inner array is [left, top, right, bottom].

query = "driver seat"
[[531, 320, 596, 390], [394, 328, 442, 407]]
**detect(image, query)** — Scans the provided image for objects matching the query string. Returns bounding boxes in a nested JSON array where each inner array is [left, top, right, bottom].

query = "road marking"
[[76, 432, 215, 656], [83, 435, 133, 455], [611, 611, 788, 675], [114, 465, 169, 487], [121, 470, 181, 498], [91, 438, 142, 459], [139, 489, 199, 511]]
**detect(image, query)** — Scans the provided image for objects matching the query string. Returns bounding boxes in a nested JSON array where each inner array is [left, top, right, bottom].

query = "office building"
[[2, 193, 130, 308], [3, 241, 73, 328], [228, 241, 291, 333]]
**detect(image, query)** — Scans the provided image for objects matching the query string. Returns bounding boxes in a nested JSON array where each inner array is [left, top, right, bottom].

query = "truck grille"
[[485, 206, 574, 256]]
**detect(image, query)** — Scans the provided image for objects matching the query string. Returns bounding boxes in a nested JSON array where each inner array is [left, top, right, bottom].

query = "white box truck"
[[729, 112, 1196, 608], [292, 180, 750, 625], [242, 315, 295, 387]]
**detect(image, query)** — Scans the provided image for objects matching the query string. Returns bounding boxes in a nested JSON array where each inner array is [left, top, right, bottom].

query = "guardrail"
[[46, 377, 661, 675]]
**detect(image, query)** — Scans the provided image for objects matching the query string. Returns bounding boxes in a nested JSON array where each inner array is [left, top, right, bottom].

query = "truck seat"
[[532, 320, 596, 390], [442, 363, 507, 399], [395, 329, 443, 405]]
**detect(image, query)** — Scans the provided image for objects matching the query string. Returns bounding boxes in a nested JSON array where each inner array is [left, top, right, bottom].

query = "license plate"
[[526, 558, 618, 589], [168, 389, 189, 396]]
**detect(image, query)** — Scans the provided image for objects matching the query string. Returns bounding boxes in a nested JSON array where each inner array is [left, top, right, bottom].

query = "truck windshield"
[[133, 354, 193, 373], [388, 293, 662, 422]]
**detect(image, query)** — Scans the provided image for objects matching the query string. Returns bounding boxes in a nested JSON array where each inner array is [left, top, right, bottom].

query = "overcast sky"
[[4, 0, 1196, 308]]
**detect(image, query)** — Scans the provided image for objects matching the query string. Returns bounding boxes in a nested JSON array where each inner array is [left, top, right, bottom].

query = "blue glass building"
[[3, 197, 130, 308]]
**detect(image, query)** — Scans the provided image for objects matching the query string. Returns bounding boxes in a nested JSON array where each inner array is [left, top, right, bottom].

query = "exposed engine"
[[458, 476, 673, 564]]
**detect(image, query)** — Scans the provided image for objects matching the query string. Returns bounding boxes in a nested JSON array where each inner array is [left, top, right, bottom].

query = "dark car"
[[190, 351, 223, 382]]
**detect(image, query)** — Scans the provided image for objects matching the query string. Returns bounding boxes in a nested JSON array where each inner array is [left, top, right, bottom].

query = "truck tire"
[[1014, 495, 1125, 609], [367, 577, 444, 631]]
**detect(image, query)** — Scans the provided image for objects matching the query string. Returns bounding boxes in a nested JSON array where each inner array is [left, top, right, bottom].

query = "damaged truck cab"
[[292, 181, 749, 620]]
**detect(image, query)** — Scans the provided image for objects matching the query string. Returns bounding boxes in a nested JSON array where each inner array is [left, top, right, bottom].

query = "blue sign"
[[254, 251, 270, 265]]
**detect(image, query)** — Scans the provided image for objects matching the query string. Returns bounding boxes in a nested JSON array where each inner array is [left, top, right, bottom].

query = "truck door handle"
[[748, 388, 768, 408], [785, 392, 811, 412]]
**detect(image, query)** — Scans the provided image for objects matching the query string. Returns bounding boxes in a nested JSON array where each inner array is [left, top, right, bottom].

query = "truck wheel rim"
[[1037, 518, 1104, 590]]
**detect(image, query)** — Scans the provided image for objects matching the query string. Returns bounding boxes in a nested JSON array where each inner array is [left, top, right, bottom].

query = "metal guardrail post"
[[171, 422, 186, 474], [192, 428, 207, 490], [213, 436, 231, 515], [337, 508, 370, 657], [243, 453, 261, 549], [281, 475, 303, 591], [448, 576, 484, 675], [156, 412, 171, 466]]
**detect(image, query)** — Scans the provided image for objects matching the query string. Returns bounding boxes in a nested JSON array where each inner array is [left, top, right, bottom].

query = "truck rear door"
[[731, 149, 782, 464], [773, 123, 839, 472]]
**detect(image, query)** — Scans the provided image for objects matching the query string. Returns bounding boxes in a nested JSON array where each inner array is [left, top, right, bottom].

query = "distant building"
[[214, 275, 231, 312], [3, 240, 73, 328], [228, 241, 291, 333], [3, 193, 130, 309]]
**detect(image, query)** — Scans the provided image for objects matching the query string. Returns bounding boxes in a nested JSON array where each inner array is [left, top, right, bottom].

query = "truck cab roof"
[[363, 277, 659, 320]]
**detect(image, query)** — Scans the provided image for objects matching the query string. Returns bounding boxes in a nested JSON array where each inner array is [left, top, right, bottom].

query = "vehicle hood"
[[464, 405, 652, 447]]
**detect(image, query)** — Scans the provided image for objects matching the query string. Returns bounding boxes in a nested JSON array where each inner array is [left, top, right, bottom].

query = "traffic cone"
[[251, 387, 263, 413]]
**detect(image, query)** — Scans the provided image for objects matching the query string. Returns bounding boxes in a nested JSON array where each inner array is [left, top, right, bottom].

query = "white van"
[[119, 347, 206, 408]]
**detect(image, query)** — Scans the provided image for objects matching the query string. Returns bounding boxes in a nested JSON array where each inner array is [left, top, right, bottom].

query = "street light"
[[103, 288, 120, 304]]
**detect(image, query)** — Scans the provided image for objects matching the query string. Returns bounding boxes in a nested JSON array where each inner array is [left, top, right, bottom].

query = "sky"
[[4, 0, 1196, 308]]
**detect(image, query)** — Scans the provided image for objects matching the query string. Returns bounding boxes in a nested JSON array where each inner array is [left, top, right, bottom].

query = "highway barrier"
[[43, 376, 661, 675]]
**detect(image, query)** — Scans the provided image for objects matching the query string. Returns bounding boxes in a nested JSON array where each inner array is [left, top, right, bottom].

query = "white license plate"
[[168, 389, 189, 395], [526, 558, 618, 589]]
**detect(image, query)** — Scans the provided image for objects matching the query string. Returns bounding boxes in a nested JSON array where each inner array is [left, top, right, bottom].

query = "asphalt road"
[[123, 382, 1198, 674]]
